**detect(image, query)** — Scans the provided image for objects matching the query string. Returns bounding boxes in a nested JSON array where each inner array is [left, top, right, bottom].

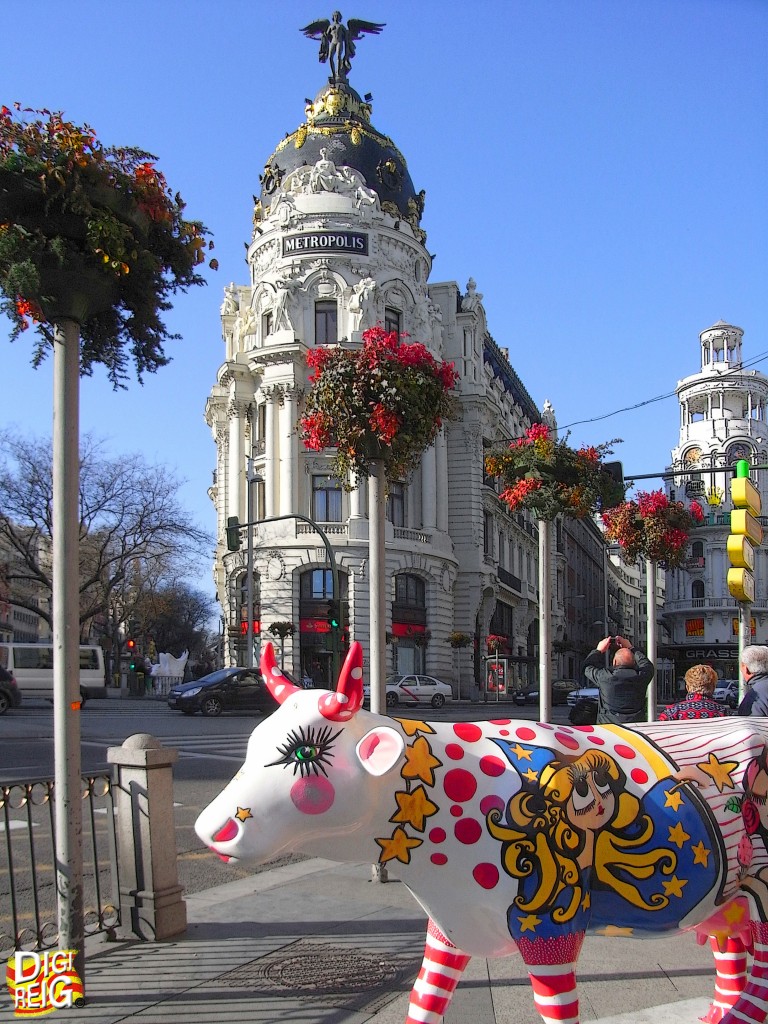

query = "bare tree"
[[0, 430, 213, 655]]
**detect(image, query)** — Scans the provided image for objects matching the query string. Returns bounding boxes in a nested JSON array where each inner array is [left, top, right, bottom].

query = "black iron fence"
[[0, 772, 120, 955]]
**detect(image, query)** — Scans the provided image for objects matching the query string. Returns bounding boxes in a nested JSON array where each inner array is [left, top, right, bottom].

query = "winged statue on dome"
[[301, 12, 386, 82]]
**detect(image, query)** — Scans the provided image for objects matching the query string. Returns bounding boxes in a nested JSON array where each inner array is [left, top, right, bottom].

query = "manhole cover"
[[219, 939, 419, 1011]]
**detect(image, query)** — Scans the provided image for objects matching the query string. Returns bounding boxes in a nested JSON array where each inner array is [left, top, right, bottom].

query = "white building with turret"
[[663, 321, 768, 684]]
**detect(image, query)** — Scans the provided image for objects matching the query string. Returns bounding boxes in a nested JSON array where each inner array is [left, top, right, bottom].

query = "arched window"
[[691, 579, 705, 603]]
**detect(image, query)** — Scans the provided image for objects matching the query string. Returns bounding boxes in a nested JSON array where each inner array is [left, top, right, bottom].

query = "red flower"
[[742, 799, 761, 836]]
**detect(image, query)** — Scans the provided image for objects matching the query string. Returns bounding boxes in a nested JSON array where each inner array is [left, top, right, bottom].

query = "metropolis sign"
[[282, 231, 368, 256]]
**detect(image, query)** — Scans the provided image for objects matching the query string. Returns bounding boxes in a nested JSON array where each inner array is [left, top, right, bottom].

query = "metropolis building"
[[204, 31, 550, 692], [662, 321, 768, 684]]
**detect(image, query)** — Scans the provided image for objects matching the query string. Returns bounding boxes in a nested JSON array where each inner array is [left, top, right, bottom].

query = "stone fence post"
[[107, 733, 187, 940]]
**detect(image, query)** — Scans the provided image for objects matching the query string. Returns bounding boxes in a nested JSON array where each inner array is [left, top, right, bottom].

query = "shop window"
[[395, 574, 425, 607]]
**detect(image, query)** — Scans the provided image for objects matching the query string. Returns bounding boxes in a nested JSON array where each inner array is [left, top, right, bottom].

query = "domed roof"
[[259, 80, 420, 223]]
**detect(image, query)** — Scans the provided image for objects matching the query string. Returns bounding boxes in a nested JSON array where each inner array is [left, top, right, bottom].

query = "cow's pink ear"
[[356, 727, 404, 777]]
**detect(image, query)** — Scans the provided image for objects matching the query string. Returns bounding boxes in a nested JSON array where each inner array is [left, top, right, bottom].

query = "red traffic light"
[[126, 639, 136, 650]]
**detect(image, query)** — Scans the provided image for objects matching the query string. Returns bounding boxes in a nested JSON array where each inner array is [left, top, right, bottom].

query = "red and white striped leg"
[[518, 932, 585, 1024], [700, 936, 748, 1023], [721, 920, 768, 1024], [405, 918, 471, 1024]]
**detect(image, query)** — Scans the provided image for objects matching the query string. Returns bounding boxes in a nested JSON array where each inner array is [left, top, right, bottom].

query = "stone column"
[[228, 399, 244, 521], [421, 444, 437, 530], [264, 393, 280, 517], [107, 734, 186, 940], [436, 428, 449, 533], [279, 387, 298, 515]]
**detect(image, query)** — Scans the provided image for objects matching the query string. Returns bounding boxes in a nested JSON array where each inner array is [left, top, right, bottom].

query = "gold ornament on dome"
[[325, 90, 344, 115], [350, 126, 362, 145], [295, 126, 307, 149]]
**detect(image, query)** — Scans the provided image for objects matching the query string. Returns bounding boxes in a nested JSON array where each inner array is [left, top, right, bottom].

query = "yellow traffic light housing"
[[727, 460, 761, 603]]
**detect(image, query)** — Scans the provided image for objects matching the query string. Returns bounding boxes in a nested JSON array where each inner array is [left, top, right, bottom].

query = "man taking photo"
[[583, 635, 654, 725]]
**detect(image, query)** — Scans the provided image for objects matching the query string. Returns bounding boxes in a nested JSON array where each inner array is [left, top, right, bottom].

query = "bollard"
[[107, 734, 187, 940]]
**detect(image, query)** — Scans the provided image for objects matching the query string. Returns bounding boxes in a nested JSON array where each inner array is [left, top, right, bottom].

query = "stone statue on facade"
[[349, 276, 377, 331], [301, 12, 386, 82], [273, 275, 303, 331], [461, 278, 483, 312]]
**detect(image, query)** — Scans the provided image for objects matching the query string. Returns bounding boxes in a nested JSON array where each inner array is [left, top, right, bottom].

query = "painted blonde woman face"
[[565, 766, 617, 833]]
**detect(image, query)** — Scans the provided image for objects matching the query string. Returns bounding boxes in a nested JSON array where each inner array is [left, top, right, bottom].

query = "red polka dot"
[[444, 768, 478, 802], [489, 719, 512, 725], [451, 805, 463, 817], [614, 744, 636, 760], [431, 853, 448, 866], [516, 727, 537, 740], [630, 768, 649, 785], [588, 735, 605, 745], [453, 723, 483, 743], [429, 827, 446, 843], [455, 818, 482, 844], [445, 743, 465, 761], [480, 755, 506, 777], [473, 863, 499, 889], [480, 795, 505, 816], [554, 731, 580, 750], [499, 729, 510, 736]]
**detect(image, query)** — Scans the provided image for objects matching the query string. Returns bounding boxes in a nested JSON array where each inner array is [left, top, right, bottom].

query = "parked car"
[[513, 688, 538, 705], [713, 680, 739, 709], [167, 667, 277, 717], [0, 667, 22, 715], [566, 686, 600, 708], [364, 674, 453, 709]]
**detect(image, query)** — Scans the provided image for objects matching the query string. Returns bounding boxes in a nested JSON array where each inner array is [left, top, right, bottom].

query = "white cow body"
[[196, 644, 768, 1024]]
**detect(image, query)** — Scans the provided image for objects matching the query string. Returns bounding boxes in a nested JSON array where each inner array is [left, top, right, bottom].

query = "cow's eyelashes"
[[267, 725, 342, 777]]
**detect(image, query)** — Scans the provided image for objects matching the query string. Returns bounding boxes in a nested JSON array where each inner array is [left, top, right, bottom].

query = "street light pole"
[[237, 508, 342, 680]]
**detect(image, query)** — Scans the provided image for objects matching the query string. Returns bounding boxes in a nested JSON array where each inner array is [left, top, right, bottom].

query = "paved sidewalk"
[[1, 857, 719, 1023]]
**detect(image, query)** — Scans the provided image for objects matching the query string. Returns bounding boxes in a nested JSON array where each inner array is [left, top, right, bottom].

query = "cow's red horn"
[[261, 642, 301, 703], [319, 641, 364, 722]]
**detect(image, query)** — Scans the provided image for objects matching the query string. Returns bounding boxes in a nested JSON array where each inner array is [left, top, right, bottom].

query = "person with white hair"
[[737, 645, 768, 716]]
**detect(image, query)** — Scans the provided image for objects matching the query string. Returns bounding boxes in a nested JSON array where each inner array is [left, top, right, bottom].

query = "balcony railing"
[[497, 567, 522, 592]]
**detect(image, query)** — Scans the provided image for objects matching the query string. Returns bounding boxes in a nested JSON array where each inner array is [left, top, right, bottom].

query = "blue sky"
[[2, 0, 766, 607]]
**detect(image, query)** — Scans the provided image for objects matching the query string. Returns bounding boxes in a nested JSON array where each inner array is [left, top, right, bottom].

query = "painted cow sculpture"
[[196, 642, 768, 1024]]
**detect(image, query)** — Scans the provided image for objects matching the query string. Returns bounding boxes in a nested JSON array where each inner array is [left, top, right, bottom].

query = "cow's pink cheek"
[[290, 777, 335, 815]]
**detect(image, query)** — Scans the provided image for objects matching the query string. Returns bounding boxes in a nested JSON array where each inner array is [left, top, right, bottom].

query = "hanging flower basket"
[[299, 326, 459, 484], [485, 424, 624, 521], [486, 634, 506, 653], [447, 631, 472, 649], [601, 490, 704, 568], [0, 104, 217, 386]]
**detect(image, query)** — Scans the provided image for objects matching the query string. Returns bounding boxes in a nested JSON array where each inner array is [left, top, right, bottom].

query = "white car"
[[713, 680, 739, 709], [364, 674, 453, 709], [566, 686, 599, 708]]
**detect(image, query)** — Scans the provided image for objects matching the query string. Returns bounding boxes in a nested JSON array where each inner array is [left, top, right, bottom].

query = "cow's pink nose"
[[212, 818, 238, 843]]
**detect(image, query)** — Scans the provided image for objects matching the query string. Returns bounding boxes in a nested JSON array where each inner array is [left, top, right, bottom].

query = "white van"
[[0, 643, 107, 704]]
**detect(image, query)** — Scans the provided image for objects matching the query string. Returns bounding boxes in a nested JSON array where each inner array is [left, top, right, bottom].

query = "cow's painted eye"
[[267, 724, 342, 777]]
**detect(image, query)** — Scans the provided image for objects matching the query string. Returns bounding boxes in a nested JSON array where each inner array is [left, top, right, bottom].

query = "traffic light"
[[226, 515, 241, 552], [727, 459, 762, 603], [326, 599, 340, 630], [126, 638, 137, 672]]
